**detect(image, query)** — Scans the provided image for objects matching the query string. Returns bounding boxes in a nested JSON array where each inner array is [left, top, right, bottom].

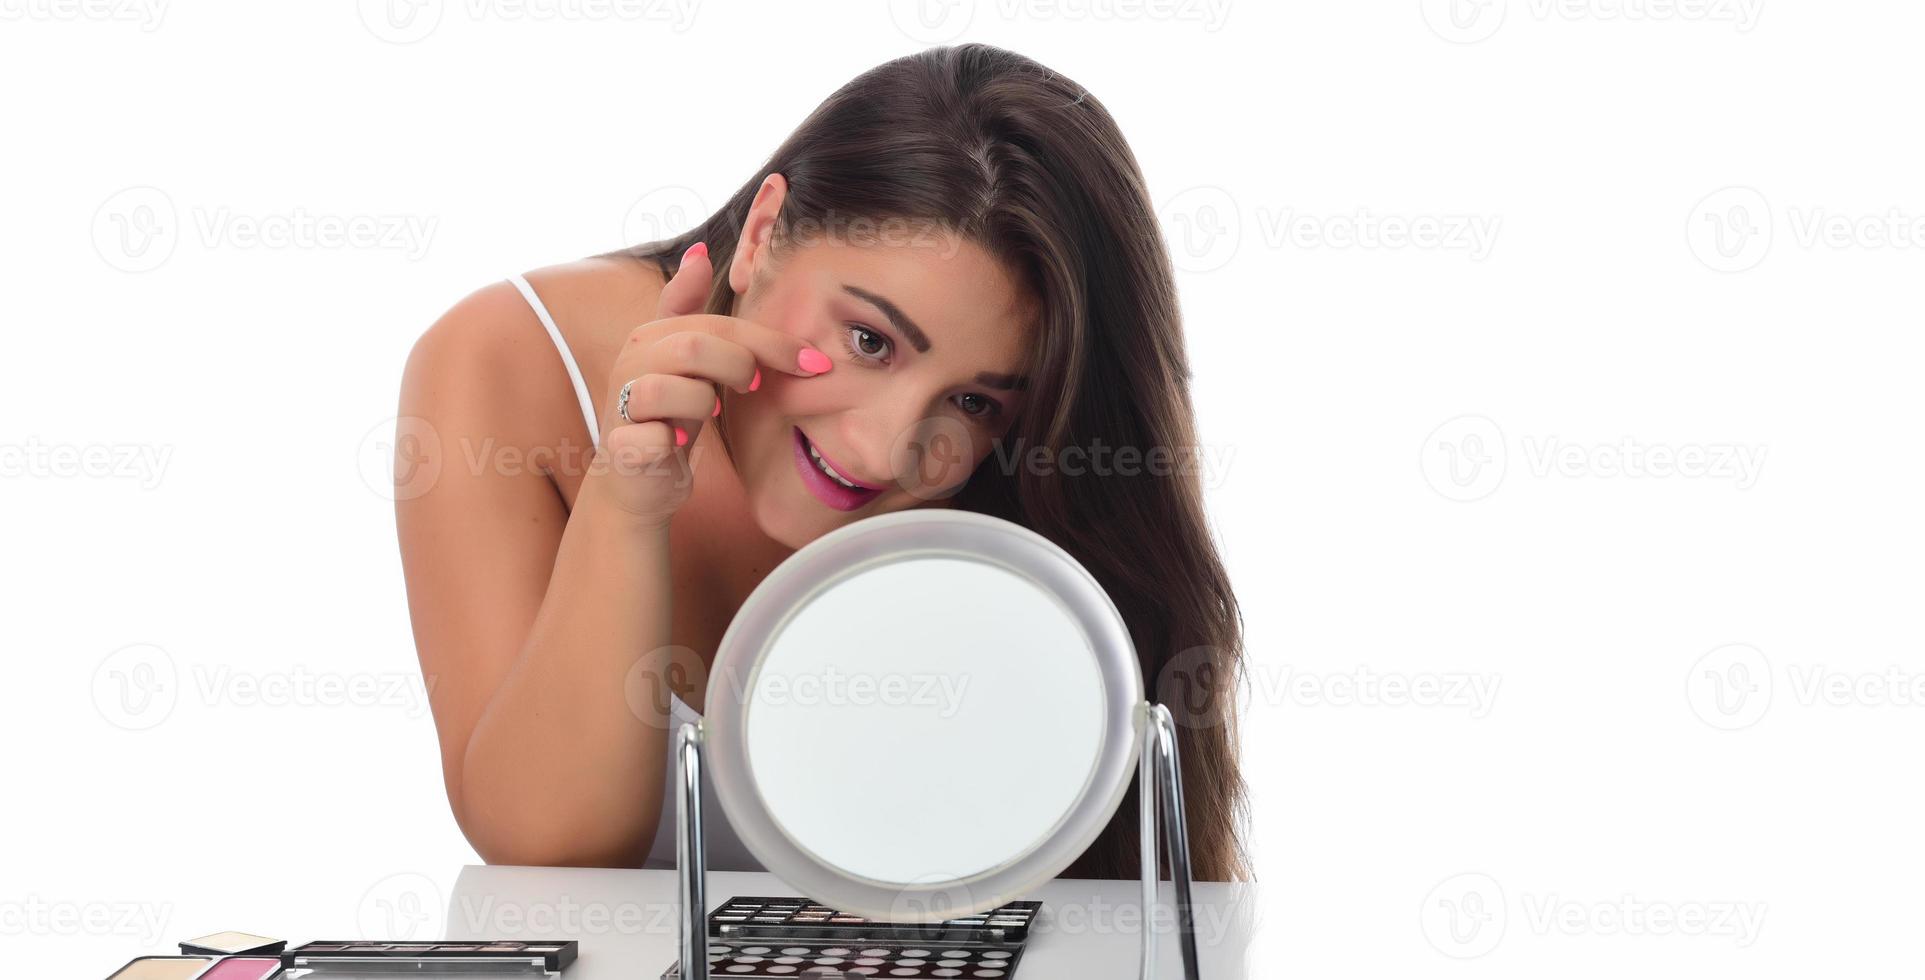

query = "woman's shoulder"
[[403, 255, 669, 433]]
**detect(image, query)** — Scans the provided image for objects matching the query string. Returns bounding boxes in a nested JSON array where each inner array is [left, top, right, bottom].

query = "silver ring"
[[616, 379, 637, 424]]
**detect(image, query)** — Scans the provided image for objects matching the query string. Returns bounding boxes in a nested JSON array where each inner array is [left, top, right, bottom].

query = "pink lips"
[[793, 426, 883, 511]]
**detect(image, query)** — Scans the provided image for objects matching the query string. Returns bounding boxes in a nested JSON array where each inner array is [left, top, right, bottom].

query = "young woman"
[[396, 43, 1252, 882]]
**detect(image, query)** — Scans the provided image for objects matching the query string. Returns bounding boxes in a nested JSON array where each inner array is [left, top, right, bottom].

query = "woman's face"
[[721, 175, 1036, 549]]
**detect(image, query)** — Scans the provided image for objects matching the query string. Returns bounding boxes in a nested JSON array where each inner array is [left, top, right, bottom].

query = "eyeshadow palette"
[[663, 896, 1039, 980], [708, 897, 1041, 943], [103, 955, 283, 980], [282, 939, 579, 974], [687, 940, 1022, 977]]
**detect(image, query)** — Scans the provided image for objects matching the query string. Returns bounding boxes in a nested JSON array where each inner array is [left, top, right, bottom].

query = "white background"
[[3, 1, 1920, 976]]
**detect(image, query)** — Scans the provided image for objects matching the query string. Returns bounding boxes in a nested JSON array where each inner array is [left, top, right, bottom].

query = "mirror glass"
[[743, 555, 1107, 885]]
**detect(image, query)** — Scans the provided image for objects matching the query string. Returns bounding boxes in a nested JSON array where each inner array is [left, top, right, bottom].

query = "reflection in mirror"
[[744, 556, 1106, 885]]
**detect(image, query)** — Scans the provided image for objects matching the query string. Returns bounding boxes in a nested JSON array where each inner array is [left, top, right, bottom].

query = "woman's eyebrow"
[[842, 284, 932, 352], [842, 283, 1029, 391]]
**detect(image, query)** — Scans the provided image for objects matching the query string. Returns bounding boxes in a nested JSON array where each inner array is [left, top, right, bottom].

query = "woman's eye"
[[957, 393, 1002, 423], [841, 324, 891, 364], [842, 322, 1001, 424]]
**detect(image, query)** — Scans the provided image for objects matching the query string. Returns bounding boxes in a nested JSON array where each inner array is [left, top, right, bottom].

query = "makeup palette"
[[104, 935, 577, 977], [103, 955, 280, 980], [663, 896, 1039, 979], [282, 938, 579, 974], [179, 931, 286, 957]]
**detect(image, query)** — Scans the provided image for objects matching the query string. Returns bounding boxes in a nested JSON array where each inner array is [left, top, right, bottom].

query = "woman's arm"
[[395, 280, 675, 867]]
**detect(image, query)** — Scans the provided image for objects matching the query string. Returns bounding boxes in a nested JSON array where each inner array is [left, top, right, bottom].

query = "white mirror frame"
[[668, 509, 1202, 980]]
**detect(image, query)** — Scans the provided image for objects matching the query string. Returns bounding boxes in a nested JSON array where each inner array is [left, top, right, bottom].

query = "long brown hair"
[[600, 43, 1253, 883]]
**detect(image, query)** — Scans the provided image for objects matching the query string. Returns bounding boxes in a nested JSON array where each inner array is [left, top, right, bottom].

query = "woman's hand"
[[591, 242, 833, 525]]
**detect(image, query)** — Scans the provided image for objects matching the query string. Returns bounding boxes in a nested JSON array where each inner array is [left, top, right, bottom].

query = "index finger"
[[674, 313, 835, 381]]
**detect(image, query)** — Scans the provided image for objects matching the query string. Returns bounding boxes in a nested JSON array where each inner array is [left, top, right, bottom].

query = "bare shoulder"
[[520, 254, 672, 369], [401, 255, 669, 447]]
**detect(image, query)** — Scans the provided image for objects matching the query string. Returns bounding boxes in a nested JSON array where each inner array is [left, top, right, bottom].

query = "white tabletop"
[[441, 864, 1260, 979]]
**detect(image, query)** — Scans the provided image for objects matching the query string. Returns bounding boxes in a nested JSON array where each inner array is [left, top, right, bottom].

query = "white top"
[[506, 273, 766, 873]]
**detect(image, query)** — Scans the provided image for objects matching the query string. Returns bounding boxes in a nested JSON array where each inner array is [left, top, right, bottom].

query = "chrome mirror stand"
[[669, 705, 1203, 980], [1138, 701, 1203, 980], [673, 721, 709, 980]]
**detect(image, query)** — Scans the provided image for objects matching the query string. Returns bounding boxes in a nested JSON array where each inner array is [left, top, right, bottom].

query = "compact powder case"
[[662, 896, 1040, 979], [179, 932, 286, 957]]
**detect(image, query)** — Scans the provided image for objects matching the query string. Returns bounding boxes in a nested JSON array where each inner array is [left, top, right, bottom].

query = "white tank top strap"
[[507, 272, 601, 451]]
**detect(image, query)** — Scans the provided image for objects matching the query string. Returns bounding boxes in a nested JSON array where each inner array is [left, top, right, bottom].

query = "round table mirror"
[[702, 509, 1145, 921]]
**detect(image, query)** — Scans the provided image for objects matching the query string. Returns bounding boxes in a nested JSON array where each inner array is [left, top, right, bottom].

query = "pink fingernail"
[[712, 396, 721, 418], [682, 241, 707, 264], [797, 348, 832, 374], [749, 368, 761, 391], [674, 426, 689, 447]]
